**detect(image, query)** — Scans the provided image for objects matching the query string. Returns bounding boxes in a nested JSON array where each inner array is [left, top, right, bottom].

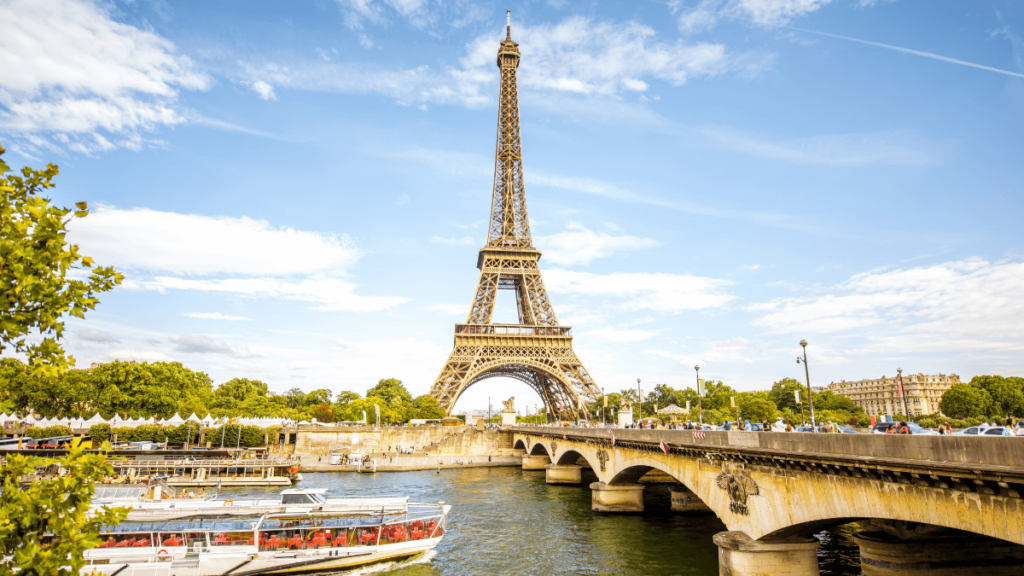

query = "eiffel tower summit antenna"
[[429, 17, 601, 423]]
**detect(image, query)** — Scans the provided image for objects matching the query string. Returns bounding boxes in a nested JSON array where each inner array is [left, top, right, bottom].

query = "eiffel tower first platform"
[[429, 17, 601, 422]]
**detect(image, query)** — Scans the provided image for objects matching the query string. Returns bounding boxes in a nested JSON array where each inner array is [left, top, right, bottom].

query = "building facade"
[[828, 373, 960, 417]]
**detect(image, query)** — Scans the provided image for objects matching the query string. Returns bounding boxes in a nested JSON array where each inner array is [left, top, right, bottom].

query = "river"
[[221, 468, 861, 576]]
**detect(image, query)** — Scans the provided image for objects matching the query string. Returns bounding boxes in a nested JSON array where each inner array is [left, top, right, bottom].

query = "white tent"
[[185, 412, 201, 423], [109, 415, 124, 428], [83, 413, 107, 427], [164, 412, 185, 426], [201, 413, 215, 426]]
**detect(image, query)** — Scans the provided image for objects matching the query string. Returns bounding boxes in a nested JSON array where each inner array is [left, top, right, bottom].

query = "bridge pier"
[[670, 485, 710, 512], [713, 531, 820, 576], [854, 531, 1024, 575], [590, 482, 644, 513], [545, 464, 582, 484], [521, 454, 550, 470]]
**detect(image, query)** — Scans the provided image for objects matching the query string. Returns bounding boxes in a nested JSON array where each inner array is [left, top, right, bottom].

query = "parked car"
[[795, 424, 859, 433], [953, 426, 981, 436], [870, 422, 937, 435], [981, 426, 1015, 437]]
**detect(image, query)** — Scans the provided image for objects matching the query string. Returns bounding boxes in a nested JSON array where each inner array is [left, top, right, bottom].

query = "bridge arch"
[[513, 438, 527, 451], [527, 440, 550, 457], [555, 449, 594, 468]]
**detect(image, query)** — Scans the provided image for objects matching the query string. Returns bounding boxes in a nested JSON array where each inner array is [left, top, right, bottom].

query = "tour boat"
[[94, 488, 408, 522], [83, 500, 451, 575]]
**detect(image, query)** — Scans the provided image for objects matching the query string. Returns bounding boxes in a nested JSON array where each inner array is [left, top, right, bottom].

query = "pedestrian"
[[898, 421, 912, 434]]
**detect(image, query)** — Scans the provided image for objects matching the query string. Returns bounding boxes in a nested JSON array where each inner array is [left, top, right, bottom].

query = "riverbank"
[[297, 453, 522, 472]]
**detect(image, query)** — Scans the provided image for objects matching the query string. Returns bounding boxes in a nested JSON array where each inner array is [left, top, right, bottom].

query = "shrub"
[[24, 425, 73, 439], [165, 423, 202, 446], [88, 424, 110, 443], [211, 424, 265, 447]]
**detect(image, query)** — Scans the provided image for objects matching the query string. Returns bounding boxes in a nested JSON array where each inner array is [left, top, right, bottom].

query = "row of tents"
[[0, 412, 296, 429]]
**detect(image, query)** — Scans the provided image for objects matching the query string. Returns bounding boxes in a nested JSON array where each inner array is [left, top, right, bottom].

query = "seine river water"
[[222, 469, 861, 576]]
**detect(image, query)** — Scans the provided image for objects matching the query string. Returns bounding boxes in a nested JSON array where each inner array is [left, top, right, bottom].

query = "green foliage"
[[88, 423, 110, 443], [365, 378, 412, 405], [165, 423, 202, 446], [23, 425, 72, 439], [89, 361, 213, 419], [770, 378, 804, 412], [409, 395, 446, 420], [0, 145, 122, 383], [813, 390, 863, 413], [214, 378, 269, 402], [970, 375, 1024, 417], [739, 395, 778, 422], [0, 438, 128, 575], [940, 383, 993, 418], [212, 424, 265, 447]]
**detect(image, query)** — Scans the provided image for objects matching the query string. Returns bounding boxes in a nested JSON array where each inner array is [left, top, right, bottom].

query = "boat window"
[[95, 532, 153, 549], [281, 493, 320, 505], [211, 531, 253, 546], [158, 532, 185, 547]]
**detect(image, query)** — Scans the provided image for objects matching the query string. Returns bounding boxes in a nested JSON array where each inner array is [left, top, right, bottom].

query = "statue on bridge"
[[502, 397, 515, 412], [619, 398, 632, 411]]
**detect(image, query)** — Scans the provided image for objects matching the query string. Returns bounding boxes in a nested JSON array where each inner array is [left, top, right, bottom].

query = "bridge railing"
[[507, 426, 1024, 470]]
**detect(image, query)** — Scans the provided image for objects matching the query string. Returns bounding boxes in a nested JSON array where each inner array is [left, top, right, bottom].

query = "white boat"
[[83, 500, 451, 575], [357, 459, 377, 473], [95, 488, 405, 522]]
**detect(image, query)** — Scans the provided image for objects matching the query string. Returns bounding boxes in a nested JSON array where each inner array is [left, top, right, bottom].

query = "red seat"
[[132, 539, 151, 547], [333, 535, 348, 547], [411, 530, 423, 540], [114, 540, 129, 548]]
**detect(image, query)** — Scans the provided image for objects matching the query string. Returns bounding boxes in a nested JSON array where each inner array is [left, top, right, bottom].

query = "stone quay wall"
[[281, 426, 519, 457]]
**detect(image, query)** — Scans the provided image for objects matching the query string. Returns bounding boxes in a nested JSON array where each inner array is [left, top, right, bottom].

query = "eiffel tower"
[[429, 15, 601, 422]]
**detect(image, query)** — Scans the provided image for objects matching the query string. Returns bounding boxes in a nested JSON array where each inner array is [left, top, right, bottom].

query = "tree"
[[335, 390, 360, 406], [410, 395, 445, 419], [940, 384, 992, 419], [0, 439, 127, 575], [312, 402, 335, 423], [770, 378, 804, 412], [365, 378, 412, 405], [970, 375, 1024, 417], [284, 387, 306, 409], [739, 394, 778, 422], [215, 378, 269, 402], [90, 361, 213, 419], [0, 145, 122, 382], [305, 389, 332, 406]]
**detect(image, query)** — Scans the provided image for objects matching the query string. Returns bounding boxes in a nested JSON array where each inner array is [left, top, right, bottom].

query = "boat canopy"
[[101, 517, 261, 534], [94, 486, 147, 501]]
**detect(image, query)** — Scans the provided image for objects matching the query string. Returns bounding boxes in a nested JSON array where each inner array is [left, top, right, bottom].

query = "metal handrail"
[[455, 324, 571, 336]]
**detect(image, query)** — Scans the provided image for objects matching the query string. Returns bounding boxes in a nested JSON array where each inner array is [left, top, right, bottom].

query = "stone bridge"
[[509, 426, 1024, 576]]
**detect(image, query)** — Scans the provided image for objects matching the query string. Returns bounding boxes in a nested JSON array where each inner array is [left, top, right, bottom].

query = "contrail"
[[786, 25, 1024, 80]]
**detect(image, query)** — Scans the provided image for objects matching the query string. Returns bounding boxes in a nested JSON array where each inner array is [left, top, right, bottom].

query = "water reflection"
[[221, 469, 860, 576]]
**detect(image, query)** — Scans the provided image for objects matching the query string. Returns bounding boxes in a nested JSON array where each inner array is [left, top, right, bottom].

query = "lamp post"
[[636, 378, 642, 425], [796, 340, 816, 430], [694, 365, 703, 426], [600, 387, 606, 426], [897, 368, 909, 420]]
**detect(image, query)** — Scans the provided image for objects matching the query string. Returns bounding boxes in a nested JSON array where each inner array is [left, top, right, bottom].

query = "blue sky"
[[2, 0, 1023, 413]]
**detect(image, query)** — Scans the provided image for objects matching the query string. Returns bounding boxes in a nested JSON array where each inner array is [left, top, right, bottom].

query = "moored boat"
[[83, 500, 450, 575]]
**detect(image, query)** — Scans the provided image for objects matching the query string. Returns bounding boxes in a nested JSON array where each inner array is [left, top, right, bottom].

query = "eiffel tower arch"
[[429, 16, 602, 422]]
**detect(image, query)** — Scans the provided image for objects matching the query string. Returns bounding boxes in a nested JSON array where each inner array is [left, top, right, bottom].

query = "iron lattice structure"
[[430, 23, 601, 422]]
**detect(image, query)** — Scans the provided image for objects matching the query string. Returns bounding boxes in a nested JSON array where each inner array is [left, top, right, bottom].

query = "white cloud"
[[545, 270, 735, 312], [76, 329, 121, 344], [672, 0, 832, 32], [185, 312, 251, 321], [237, 16, 767, 109], [133, 276, 406, 312], [749, 258, 1024, 352], [250, 80, 276, 100], [69, 205, 405, 313], [0, 0, 210, 152], [536, 222, 660, 265], [428, 304, 467, 315], [429, 236, 477, 246], [168, 334, 262, 358], [70, 205, 359, 276], [699, 127, 945, 166]]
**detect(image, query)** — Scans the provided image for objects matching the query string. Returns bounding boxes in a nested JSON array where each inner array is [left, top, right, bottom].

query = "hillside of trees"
[[0, 358, 445, 424]]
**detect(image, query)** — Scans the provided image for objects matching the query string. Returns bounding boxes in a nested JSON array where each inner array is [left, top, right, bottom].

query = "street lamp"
[[694, 365, 703, 426], [636, 378, 642, 425], [897, 368, 909, 420], [796, 340, 816, 430]]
